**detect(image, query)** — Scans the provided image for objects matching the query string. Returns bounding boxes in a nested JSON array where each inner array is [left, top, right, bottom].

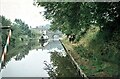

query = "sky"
[[0, 0, 51, 28]]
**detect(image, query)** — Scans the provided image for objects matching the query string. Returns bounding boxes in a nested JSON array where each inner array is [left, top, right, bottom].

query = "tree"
[[93, 2, 120, 32], [14, 19, 31, 37], [35, 2, 120, 41], [36, 2, 82, 34], [0, 16, 11, 26]]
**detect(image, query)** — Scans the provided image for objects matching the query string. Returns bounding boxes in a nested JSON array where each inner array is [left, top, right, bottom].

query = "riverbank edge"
[[59, 39, 88, 79]]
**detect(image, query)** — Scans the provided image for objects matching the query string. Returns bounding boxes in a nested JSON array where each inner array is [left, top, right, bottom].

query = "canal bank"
[[60, 39, 88, 79]]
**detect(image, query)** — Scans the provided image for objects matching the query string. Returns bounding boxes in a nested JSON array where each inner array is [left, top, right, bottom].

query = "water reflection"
[[2, 49, 51, 77], [49, 52, 78, 77], [43, 61, 56, 78], [1, 39, 79, 77], [1, 40, 40, 69]]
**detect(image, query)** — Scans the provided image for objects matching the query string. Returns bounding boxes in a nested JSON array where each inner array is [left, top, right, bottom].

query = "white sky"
[[0, 0, 50, 28]]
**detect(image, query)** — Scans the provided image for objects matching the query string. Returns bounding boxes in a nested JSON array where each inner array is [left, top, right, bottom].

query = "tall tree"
[[35, 2, 120, 40]]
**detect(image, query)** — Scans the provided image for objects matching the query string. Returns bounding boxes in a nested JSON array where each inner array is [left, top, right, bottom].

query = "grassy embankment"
[[62, 26, 119, 77]]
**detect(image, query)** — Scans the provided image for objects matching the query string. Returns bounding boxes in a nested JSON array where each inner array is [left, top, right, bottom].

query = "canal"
[[1, 36, 80, 78]]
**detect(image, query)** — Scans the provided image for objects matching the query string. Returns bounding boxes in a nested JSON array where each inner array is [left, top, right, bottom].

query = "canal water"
[[0, 37, 79, 78]]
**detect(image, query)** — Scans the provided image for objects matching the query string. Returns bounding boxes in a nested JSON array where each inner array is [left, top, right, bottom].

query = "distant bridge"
[[46, 30, 62, 39]]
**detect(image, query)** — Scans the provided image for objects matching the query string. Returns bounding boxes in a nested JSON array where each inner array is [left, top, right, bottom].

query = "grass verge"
[[61, 26, 119, 77]]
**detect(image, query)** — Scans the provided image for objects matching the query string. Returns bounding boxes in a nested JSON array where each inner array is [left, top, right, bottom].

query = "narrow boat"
[[39, 34, 49, 47]]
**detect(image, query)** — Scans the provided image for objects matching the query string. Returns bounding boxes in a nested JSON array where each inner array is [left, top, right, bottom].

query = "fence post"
[[0, 26, 11, 70]]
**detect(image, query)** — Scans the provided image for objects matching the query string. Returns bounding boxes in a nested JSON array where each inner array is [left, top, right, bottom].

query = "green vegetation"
[[35, 2, 120, 38], [0, 16, 41, 66], [35, 2, 120, 77], [0, 16, 39, 48], [2, 40, 40, 68], [74, 26, 119, 76]]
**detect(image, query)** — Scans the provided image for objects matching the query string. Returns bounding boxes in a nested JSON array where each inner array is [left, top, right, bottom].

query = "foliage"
[[35, 2, 120, 41], [36, 2, 81, 34], [0, 16, 32, 48], [73, 26, 120, 76], [0, 16, 11, 26], [14, 19, 31, 37]]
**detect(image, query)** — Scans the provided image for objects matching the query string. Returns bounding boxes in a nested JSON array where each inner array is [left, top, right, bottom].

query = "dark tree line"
[[35, 2, 120, 41]]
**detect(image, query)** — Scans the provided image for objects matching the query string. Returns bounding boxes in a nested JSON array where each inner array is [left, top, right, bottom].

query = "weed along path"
[[61, 35, 119, 77]]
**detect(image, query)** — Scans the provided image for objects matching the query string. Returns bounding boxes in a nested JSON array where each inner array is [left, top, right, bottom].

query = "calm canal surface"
[[1, 38, 79, 77]]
